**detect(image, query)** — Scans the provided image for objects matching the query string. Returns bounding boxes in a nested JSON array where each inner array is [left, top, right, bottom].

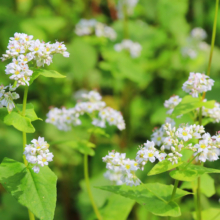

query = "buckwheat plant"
[[98, 1, 220, 220], [75, 19, 117, 41], [46, 90, 125, 220], [0, 33, 69, 220]]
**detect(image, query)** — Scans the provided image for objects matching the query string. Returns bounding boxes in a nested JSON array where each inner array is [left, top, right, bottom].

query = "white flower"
[[114, 40, 142, 58], [75, 19, 116, 40], [1, 33, 69, 86], [164, 96, 182, 115], [23, 137, 53, 173], [191, 27, 207, 41], [182, 72, 214, 98], [176, 127, 192, 141]]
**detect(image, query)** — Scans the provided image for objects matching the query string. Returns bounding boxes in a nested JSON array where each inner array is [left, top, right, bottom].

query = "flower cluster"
[[103, 141, 167, 186], [151, 117, 175, 148], [1, 33, 69, 86], [202, 101, 220, 123], [114, 39, 142, 58], [103, 120, 220, 186], [23, 137, 54, 173], [181, 27, 209, 59], [164, 95, 182, 115], [46, 90, 126, 131], [0, 84, 19, 112], [182, 72, 214, 97], [75, 19, 117, 40], [104, 170, 124, 185], [117, 0, 139, 18]]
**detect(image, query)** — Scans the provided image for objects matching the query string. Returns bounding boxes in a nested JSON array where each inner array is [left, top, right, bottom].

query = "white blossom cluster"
[[103, 122, 220, 186], [75, 19, 117, 40], [103, 141, 167, 186], [181, 27, 209, 59], [117, 0, 139, 18], [0, 84, 19, 112], [103, 170, 124, 185], [114, 39, 142, 58], [182, 72, 214, 98], [1, 32, 69, 86], [23, 137, 54, 173], [164, 95, 182, 115], [46, 90, 126, 131], [151, 117, 175, 149], [202, 101, 220, 123]]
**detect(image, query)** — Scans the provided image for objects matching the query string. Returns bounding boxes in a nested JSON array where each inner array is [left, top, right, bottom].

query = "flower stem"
[[196, 177, 202, 220], [122, 4, 129, 39], [202, 0, 219, 100], [22, 86, 35, 220], [84, 154, 102, 220]]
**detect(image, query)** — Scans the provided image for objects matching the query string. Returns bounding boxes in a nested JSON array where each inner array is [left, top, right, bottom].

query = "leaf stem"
[[84, 154, 102, 220], [170, 179, 179, 202], [22, 86, 35, 220], [202, 0, 219, 100]]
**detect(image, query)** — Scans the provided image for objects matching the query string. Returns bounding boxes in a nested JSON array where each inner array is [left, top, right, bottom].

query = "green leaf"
[[192, 208, 220, 220], [54, 140, 95, 156], [97, 183, 191, 217], [201, 117, 215, 126], [87, 127, 110, 138], [0, 158, 57, 220], [29, 69, 66, 85], [181, 173, 215, 197], [0, 108, 8, 121], [170, 164, 220, 181], [4, 112, 35, 133], [148, 160, 183, 176], [98, 194, 135, 220], [16, 103, 42, 121], [172, 95, 215, 117]]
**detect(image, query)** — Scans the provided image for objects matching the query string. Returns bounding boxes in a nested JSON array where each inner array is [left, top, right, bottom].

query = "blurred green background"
[[1, 0, 220, 219]]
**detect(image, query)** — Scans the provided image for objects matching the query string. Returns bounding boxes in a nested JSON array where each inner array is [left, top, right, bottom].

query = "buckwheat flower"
[[202, 101, 220, 123], [24, 137, 54, 173], [0, 84, 19, 112], [33, 166, 40, 174], [75, 19, 116, 40], [191, 27, 207, 41], [114, 40, 142, 58], [104, 170, 123, 185], [117, 0, 139, 19], [176, 127, 192, 141], [182, 72, 214, 98], [164, 95, 182, 114], [1, 33, 69, 86]]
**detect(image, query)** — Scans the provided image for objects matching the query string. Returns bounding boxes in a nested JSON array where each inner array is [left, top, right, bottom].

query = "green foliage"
[[98, 194, 135, 220], [51, 140, 95, 156], [16, 103, 42, 121], [181, 173, 215, 197], [29, 68, 66, 85], [148, 160, 183, 176], [172, 95, 215, 117], [192, 208, 220, 220], [97, 183, 191, 217], [0, 158, 57, 220], [170, 164, 220, 181], [4, 112, 35, 133], [87, 127, 110, 138]]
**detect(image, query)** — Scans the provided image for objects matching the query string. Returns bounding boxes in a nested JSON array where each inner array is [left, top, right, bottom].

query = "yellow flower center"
[[157, 137, 161, 141], [42, 158, 47, 162], [148, 153, 154, 157], [15, 70, 20, 75], [182, 132, 188, 136], [200, 144, 206, 149], [126, 164, 130, 169], [16, 48, 21, 52], [34, 47, 39, 51], [15, 37, 19, 40]]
